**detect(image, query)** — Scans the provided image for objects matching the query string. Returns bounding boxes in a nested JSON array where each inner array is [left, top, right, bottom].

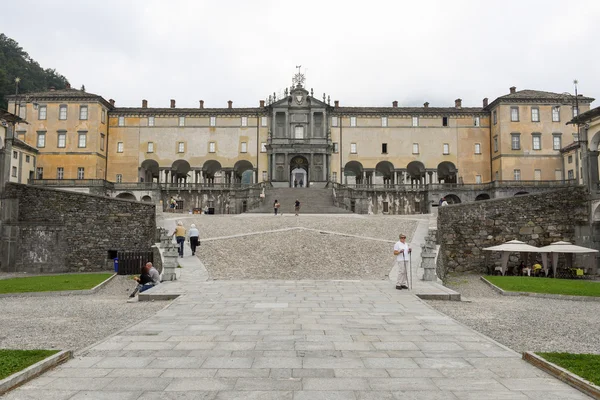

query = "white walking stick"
[[402, 253, 408, 290], [409, 252, 413, 290]]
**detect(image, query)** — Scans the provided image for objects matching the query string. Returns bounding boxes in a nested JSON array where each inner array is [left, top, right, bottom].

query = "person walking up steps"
[[189, 223, 200, 256], [172, 221, 186, 258], [394, 233, 411, 290], [294, 199, 301, 216]]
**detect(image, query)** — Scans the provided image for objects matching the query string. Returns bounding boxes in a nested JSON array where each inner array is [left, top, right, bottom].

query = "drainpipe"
[[339, 115, 343, 184], [256, 112, 259, 183], [104, 108, 109, 181], [489, 111, 494, 182]]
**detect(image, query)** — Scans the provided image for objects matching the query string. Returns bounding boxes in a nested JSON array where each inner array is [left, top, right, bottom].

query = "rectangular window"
[[58, 132, 66, 148], [494, 137, 498, 152], [350, 116, 356, 127], [209, 142, 216, 153], [442, 117, 448, 127], [79, 105, 88, 120], [534, 169, 541, 181], [11, 166, 17, 177], [147, 142, 154, 153], [412, 143, 419, 154], [553, 135, 562, 150], [262, 171, 268, 181], [474, 143, 481, 154], [381, 116, 388, 127], [261, 142, 267, 152], [568, 155, 573, 164], [333, 142, 339, 153], [18, 103, 26, 119], [552, 106, 560, 122], [36, 167, 43, 179], [101, 109, 106, 124], [38, 105, 47, 120], [556, 169, 563, 180], [573, 133, 578, 142], [118, 116, 124, 126], [332, 172, 337, 182], [443, 143, 450, 155], [13, 151, 18, 159], [382, 143, 387, 154], [210, 116, 216, 126], [568, 170, 574, 180], [531, 107, 540, 122], [100, 133, 105, 151], [514, 169, 521, 181], [241, 116, 248, 127], [532, 135, 541, 150], [37, 131, 46, 148], [475, 175, 482, 184], [261, 116, 267, 127], [495, 171, 499, 181], [148, 116, 155, 126], [573, 107, 579, 117], [178, 142, 185, 153], [331, 116, 338, 127], [179, 116, 185, 126], [350, 143, 357, 154], [294, 126, 304, 139], [116, 174, 123, 183], [59, 105, 67, 120], [412, 116, 419, 127], [511, 134, 520, 150], [57, 167, 64, 180], [493, 110, 497, 125], [511, 107, 519, 122], [241, 142, 247, 153], [78, 132, 87, 148], [474, 116, 480, 127], [25, 155, 30, 163], [117, 142, 124, 153], [77, 167, 85, 180]]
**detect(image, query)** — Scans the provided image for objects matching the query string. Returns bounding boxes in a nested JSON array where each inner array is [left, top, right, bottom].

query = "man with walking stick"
[[394, 234, 412, 290]]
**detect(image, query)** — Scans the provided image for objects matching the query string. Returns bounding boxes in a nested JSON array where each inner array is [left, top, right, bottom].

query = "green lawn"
[[0, 349, 59, 380], [484, 276, 600, 297], [0, 273, 113, 294], [537, 352, 600, 386]]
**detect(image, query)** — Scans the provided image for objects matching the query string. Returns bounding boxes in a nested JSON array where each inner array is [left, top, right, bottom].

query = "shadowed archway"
[[116, 192, 137, 201], [475, 193, 491, 201], [140, 159, 159, 183], [376, 161, 395, 185], [344, 161, 364, 185], [437, 161, 457, 184]]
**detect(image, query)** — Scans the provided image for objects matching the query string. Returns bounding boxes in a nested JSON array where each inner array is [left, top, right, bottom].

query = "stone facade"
[[0, 183, 156, 273], [436, 187, 589, 273]]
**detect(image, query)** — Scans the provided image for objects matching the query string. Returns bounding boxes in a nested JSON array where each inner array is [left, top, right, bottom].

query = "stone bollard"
[[160, 231, 179, 281], [421, 235, 438, 281]]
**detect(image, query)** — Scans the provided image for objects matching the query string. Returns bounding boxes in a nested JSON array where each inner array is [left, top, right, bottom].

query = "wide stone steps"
[[247, 188, 351, 214]]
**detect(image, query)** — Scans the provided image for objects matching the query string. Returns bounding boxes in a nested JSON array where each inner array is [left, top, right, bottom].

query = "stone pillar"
[[589, 150, 599, 190], [285, 111, 289, 138], [158, 229, 180, 281], [428, 171, 433, 186], [310, 112, 314, 138]]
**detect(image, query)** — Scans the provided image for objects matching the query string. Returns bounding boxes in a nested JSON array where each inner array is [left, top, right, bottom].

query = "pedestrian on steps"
[[394, 233, 411, 290], [189, 223, 200, 256], [171, 221, 186, 258], [294, 199, 301, 216], [274, 199, 280, 216]]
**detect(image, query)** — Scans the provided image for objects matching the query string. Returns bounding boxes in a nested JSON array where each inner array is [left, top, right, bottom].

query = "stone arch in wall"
[[0, 136, 3, 149], [344, 161, 364, 184], [514, 191, 529, 196], [406, 161, 426, 181], [233, 160, 254, 184], [475, 193, 491, 201], [116, 192, 137, 201], [171, 159, 191, 183], [437, 161, 457, 183], [375, 161, 395, 184], [587, 129, 600, 189], [141, 195, 152, 203], [140, 159, 160, 183], [202, 160, 222, 183], [444, 194, 461, 204]]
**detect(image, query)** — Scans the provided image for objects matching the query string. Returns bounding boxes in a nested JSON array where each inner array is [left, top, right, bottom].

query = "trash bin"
[[113, 258, 119, 273], [208, 207, 215, 215]]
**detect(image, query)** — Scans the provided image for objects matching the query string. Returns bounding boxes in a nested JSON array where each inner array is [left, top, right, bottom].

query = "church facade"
[[6, 74, 594, 188]]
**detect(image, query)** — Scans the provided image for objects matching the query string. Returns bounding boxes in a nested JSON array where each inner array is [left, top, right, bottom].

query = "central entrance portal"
[[290, 155, 309, 188]]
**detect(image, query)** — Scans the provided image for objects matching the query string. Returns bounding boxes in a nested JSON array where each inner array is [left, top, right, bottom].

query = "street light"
[[13, 77, 21, 116]]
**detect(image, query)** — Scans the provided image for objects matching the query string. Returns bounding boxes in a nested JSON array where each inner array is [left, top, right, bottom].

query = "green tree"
[[0, 33, 70, 110]]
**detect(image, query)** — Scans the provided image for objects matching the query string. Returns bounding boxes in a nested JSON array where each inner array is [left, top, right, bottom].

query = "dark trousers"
[[176, 236, 185, 256], [190, 236, 199, 254]]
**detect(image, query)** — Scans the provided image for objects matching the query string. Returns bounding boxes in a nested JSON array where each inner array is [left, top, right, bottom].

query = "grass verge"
[[537, 352, 600, 386], [0, 273, 113, 294], [0, 349, 60, 380], [484, 276, 600, 297]]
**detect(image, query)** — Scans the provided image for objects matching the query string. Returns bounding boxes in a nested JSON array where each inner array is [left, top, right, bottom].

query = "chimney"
[[483, 97, 489, 108], [65, 83, 71, 89], [334, 100, 339, 107], [109, 99, 115, 106], [228, 100, 233, 109], [392, 101, 398, 108], [510, 86, 516, 94], [455, 98, 462, 109], [260, 100, 265, 107], [199, 100, 204, 109], [424, 102, 429, 109], [170, 99, 176, 108], [49, 86, 56, 91], [142, 99, 148, 108]]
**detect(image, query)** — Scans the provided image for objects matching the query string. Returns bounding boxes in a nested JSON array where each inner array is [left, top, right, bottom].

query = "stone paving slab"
[[3, 280, 590, 399]]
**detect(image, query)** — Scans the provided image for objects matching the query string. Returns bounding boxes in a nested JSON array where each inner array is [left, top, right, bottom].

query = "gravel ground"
[[201, 229, 394, 280], [427, 274, 600, 354], [0, 275, 167, 352]]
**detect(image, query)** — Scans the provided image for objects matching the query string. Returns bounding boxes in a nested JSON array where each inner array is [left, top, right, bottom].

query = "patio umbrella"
[[483, 240, 540, 275], [537, 241, 598, 278]]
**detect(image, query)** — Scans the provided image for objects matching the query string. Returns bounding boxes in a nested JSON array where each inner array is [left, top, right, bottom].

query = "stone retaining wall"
[[437, 187, 589, 273], [0, 183, 156, 273]]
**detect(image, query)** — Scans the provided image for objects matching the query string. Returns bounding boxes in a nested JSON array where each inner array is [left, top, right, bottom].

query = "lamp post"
[[13, 77, 20, 117]]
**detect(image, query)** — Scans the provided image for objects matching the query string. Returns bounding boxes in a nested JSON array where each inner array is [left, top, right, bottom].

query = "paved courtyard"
[[2, 214, 591, 399]]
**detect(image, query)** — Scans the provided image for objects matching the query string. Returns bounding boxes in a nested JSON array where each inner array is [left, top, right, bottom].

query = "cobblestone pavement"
[[427, 274, 600, 354], [4, 280, 588, 400]]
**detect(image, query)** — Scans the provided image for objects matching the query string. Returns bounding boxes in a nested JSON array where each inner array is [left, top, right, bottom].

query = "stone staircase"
[[247, 187, 351, 214]]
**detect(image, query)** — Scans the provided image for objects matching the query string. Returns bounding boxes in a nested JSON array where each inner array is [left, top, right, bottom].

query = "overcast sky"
[[4, 0, 599, 109]]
